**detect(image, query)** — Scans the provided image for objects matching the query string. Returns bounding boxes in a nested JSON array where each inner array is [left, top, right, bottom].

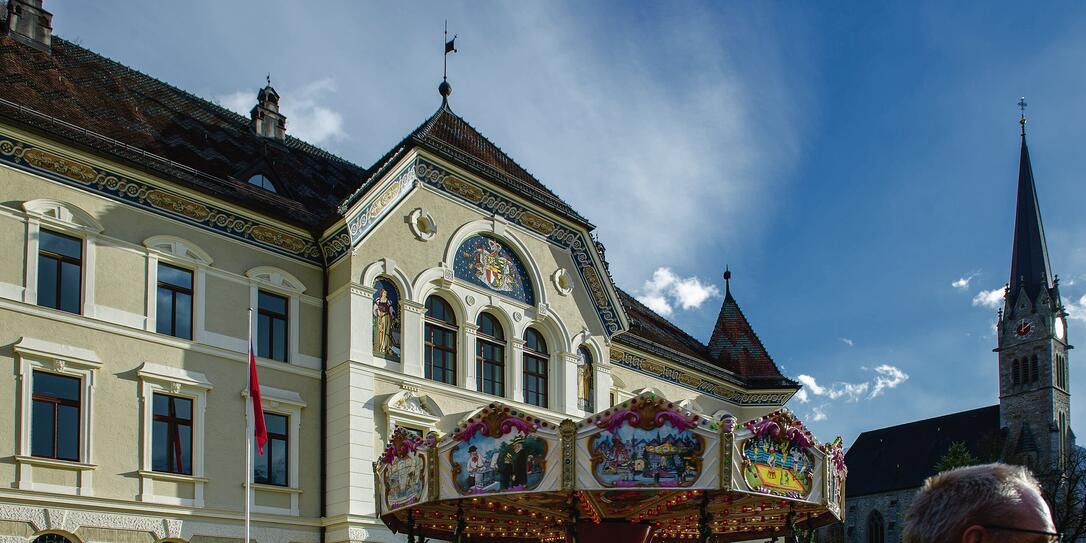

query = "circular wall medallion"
[[408, 208, 437, 241], [552, 268, 574, 296]]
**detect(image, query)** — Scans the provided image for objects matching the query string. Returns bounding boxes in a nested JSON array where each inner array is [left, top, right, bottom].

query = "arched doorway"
[[867, 509, 885, 543]]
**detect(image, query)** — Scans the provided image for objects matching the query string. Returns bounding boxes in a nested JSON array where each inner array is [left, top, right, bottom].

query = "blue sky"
[[49, 2, 1086, 445]]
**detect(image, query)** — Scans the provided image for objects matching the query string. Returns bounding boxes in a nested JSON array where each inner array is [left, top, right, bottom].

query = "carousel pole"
[[406, 508, 416, 543], [697, 492, 712, 543], [452, 501, 466, 543], [565, 495, 579, 543]]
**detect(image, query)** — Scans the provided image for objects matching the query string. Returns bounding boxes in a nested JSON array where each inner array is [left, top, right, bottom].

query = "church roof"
[[616, 286, 795, 388], [843, 405, 1003, 497], [1008, 133, 1054, 307], [0, 35, 366, 229]]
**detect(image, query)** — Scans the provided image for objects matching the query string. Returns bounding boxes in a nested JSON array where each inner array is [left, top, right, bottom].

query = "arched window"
[[476, 313, 505, 397], [248, 174, 277, 193], [33, 535, 74, 543], [523, 328, 548, 408], [867, 510, 885, 543], [1012, 359, 1021, 386], [578, 346, 594, 412], [424, 296, 457, 385], [1030, 355, 1039, 382]]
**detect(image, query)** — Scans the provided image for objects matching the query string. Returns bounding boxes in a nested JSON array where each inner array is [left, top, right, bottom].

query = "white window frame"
[[22, 200, 103, 316], [143, 235, 213, 341], [243, 385, 305, 516], [383, 389, 440, 440], [13, 337, 101, 496], [247, 266, 318, 369], [136, 362, 212, 507]]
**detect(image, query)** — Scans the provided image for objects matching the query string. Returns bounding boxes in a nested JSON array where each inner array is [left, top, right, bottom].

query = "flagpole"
[[245, 307, 252, 543]]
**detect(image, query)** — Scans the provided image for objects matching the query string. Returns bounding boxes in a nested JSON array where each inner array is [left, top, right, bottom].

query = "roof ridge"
[[410, 105, 591, 226], [51, 35, 364, 171], [616, 287, 709, 354], [855, 404, 999, 436]]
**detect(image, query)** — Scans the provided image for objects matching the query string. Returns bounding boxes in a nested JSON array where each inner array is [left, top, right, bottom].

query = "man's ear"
[[961, 525, 986, 543]]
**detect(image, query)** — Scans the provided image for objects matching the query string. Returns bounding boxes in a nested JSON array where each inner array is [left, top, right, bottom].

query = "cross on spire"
[[1018, 97, 1027, 136]]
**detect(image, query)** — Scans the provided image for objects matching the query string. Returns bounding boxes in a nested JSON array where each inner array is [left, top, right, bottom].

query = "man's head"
[[903, 463, 1057, 543]]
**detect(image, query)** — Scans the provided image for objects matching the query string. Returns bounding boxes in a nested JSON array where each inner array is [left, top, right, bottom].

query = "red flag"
[[249, 342, 268, 455]]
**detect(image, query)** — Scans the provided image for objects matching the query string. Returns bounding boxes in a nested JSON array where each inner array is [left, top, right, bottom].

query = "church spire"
[[1007, 98, 1053, 309]]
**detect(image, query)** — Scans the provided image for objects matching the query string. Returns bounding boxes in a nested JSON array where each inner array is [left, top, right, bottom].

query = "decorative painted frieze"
[[0, 134, 324, 263], [610, 348, 792, 406]]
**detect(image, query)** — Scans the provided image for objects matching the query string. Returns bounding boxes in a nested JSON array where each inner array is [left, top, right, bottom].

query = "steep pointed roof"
[[614, 274, 793, 389], [706, 274, 784, 379], [342, 100, 590, 228], [1008, 133, 1053, 307]]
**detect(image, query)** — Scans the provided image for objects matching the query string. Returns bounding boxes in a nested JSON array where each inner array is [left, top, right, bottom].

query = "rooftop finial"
[[266, 73, 271, 87], [723, 266, 731, 296], [1018, 97, 1027, 136], [440, 20, 457, 103]]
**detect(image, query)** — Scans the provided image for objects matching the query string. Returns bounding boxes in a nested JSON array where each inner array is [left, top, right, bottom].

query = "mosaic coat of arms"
[[453, 235, 535, 305]]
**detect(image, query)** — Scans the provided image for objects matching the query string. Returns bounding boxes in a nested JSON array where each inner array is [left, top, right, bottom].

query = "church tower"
[[996, 106, 1071, 472]]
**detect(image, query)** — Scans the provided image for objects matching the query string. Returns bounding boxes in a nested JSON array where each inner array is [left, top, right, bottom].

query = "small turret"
[[5, 0, 52, 53], [250, 77, 287, 140]]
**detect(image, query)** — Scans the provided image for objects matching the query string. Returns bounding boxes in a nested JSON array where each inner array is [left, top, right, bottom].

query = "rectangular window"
[[257, 290, 289, 362], [31, 371, 81, 461], [523, 354, 548, 408], [156, 263, 193, 339], [254, 413, 289, 486], [151, 394, 193, 475], [424, 324, 457, 385], [37, 230, 82, 314], [476, 339, 505, 396]]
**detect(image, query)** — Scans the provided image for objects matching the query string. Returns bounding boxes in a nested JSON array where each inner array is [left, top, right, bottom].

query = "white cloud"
[[870, 364, 909, 398], [952, 272, 978, 290], [215, 77, 346, 145], [810, 404, 829, 422], [1065, 293, 1086, 322], [840, 337, 854, 347], [795, 365, 909, 405], [635, 267, 720, 317], [972, 287, 1005, 309]]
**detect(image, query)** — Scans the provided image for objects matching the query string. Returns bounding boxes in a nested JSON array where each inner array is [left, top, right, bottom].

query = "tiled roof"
[[616, 288, 794, 388], [707, 287, 785, 379], [0, 35, 366, 229], [844, 405, 1003, 497]]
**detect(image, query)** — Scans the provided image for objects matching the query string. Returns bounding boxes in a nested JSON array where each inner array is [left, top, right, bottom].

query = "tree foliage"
[[1039, 446, 1086, 542], [934, 441, 979, 473]]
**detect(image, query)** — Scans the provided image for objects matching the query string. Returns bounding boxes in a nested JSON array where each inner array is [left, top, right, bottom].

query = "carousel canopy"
[[376, 393, 846, 542]]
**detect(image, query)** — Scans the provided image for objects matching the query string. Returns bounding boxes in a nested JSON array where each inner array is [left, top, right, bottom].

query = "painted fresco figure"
[[511, 437, 529, 487], [467, 445, 484, 488], [577, 347, 594, 411], [500, 446, 514, 489], [372, 285, 398, 358]]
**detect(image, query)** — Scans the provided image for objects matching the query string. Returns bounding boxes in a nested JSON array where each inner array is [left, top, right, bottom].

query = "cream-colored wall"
[[203, 274, 249, 339], [0, 148, 324, 528], [95, 241, 147, 315], [0, 208, 24, 288]]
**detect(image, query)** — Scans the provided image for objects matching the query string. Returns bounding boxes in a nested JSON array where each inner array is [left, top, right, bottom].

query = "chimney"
[[250, 80, 287, 140], [6, 0, 52, 53]]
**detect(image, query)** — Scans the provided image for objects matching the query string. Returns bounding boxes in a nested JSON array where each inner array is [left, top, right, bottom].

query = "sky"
[[47, 1, 1086, 446]]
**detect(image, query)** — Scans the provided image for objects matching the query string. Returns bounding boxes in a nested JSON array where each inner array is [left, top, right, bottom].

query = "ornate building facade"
[[0, 2, 801, 542]]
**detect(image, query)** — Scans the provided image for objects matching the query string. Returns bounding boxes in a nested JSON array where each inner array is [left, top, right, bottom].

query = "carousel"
[[376, 393, 847, 543]]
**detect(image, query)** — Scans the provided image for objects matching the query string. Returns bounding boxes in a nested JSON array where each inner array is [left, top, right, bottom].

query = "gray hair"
[[903, 463, 1042, 543]]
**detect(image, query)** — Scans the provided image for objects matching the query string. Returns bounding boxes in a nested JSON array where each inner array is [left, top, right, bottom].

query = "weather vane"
[[1018, 96, 1027, 135], [444, 20, 457, 82]]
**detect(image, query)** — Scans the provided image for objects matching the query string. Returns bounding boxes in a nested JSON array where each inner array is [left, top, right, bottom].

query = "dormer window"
[[248, 174, 277, 193]]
